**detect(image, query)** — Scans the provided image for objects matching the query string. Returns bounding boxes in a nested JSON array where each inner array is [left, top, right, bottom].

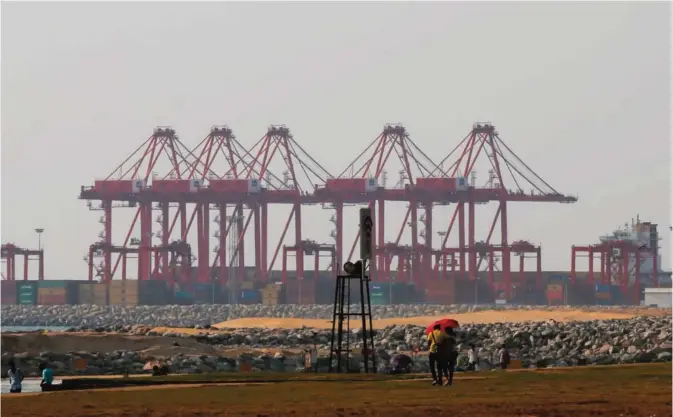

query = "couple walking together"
[[427, 324, 458, 386]]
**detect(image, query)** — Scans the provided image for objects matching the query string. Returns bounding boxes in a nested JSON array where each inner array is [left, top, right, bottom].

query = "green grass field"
[[3, 363, 671, 417]]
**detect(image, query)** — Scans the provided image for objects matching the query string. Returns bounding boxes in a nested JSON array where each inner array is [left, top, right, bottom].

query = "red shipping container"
[[1, 281, 17, 296], [424, 289, 455, 304], [38, 294, 67, 305], [546, 290, 564, 303], [210, 179, 250, 193]]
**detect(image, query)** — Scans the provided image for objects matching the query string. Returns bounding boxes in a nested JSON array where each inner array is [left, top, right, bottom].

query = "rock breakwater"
[[0, 304, 664, 328], [2, 314, 670, 376]]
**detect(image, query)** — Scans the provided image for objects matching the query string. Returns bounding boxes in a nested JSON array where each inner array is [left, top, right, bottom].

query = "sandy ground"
[[1, 332, 228, 357], [211, 308, 664, 330]]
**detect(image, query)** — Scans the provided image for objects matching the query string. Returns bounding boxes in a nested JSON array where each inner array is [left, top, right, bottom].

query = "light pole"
[[35, 228, 44, 251]]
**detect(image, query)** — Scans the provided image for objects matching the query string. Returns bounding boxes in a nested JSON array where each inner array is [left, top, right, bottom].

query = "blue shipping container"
[[595, 284, 611, 293], [240, 289, 260, 299]]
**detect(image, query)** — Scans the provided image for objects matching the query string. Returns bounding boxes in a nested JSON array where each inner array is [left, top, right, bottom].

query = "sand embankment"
[[210, 308, 659, 330]]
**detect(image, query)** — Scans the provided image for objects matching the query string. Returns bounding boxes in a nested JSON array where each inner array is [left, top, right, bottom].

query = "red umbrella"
[[425, 318, 460, 335]]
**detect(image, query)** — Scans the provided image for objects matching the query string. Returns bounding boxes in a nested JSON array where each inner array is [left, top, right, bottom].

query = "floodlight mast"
[[329, 208, 377, 373]]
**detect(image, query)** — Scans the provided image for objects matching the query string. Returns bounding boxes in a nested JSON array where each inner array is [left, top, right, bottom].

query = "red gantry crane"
[[80, 127, 204, 284], [240, 125, 334, 284], [432, 123, 576, 298], [1, 243, 44, 280], [314, 123, 449, 284]]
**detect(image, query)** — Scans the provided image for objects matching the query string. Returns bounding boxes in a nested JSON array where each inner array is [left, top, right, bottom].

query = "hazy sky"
[[2, 1, 671, 279]]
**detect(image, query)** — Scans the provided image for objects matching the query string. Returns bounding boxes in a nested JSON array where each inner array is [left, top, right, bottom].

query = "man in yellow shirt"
[[427, 324, 447, 386]]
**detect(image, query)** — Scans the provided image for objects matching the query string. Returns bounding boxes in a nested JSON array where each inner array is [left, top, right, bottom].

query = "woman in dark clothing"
[[441, 328, 458, 386]]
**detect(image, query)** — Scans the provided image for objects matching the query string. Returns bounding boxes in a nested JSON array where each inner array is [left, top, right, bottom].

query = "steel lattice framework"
[[79, 122, 581, 300]]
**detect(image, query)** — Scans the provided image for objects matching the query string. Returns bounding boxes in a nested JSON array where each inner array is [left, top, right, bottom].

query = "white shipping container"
[[643, 288, 672, 308]]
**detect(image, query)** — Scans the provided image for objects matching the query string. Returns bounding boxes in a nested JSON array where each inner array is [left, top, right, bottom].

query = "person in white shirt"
[[467, 344, 478, 371], [8, 360, 24, 393]]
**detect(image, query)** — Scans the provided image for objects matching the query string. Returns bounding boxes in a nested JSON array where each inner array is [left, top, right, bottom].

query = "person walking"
[[427, 324, 446, 386], [441, 328, 458, 386], [467, 344, 478, 371], [8, 360, 24, 394]]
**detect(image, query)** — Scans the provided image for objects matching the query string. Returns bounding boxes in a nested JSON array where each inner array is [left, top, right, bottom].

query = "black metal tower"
[[328, 259, 377, 373]]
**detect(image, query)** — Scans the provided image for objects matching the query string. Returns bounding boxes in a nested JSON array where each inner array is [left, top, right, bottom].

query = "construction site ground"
[[2, 363, 670, 416], [3, 308, 667, 357]]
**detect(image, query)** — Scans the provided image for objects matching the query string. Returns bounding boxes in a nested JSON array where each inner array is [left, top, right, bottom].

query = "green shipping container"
[[17, 283, 37, 305], [37, 280, 71, 289], [370, 292, 389, 305]]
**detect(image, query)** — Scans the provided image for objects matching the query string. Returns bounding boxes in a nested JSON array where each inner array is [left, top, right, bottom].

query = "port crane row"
[[69, 122, 591, 300], [4, 122, 658, 301]]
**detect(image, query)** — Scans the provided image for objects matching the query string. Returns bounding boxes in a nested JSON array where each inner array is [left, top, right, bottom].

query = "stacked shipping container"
[[423, 279, 455, 304], [285, 279, 316, 304], [261, 283, 284, 305], [78, 283, 108, 305], [108, 281, 139, 306], [1, 281, 17, 305], [138, 281, 170, 305], [17, 282, 37, 305]]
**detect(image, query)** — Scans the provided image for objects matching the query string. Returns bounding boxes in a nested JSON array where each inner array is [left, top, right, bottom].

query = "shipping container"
[[151, 179, 202, 193], [38, 287, 66, 295], [193, 283, 218, 304], [237, 280, 255, 290], [1, 281, 18, 305], [238, 289, 261, 304], [566, 282, 596, 305], [108, 281, 139, 296], [78, 283, 109, 305], [315, 278, 339, 304], [94, 179, 146, 194], [138, 280, 169, 305], [424, 289, 455, 305], [37, 288, 68, 305], [37, 280, 70, 289], [285, 279, 317, 304], [17, 282, 38, 305], [109, 291, 139, 306]]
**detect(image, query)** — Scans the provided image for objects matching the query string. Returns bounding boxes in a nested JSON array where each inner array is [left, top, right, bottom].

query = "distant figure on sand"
[[8, 360, 24, 393], [499, 345, 510, 370], [467, 344, 478, 371], [40, 363, 54, 388]]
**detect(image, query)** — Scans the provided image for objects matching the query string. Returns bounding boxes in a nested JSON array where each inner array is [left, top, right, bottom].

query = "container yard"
[[1, 123, 668, 307]]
